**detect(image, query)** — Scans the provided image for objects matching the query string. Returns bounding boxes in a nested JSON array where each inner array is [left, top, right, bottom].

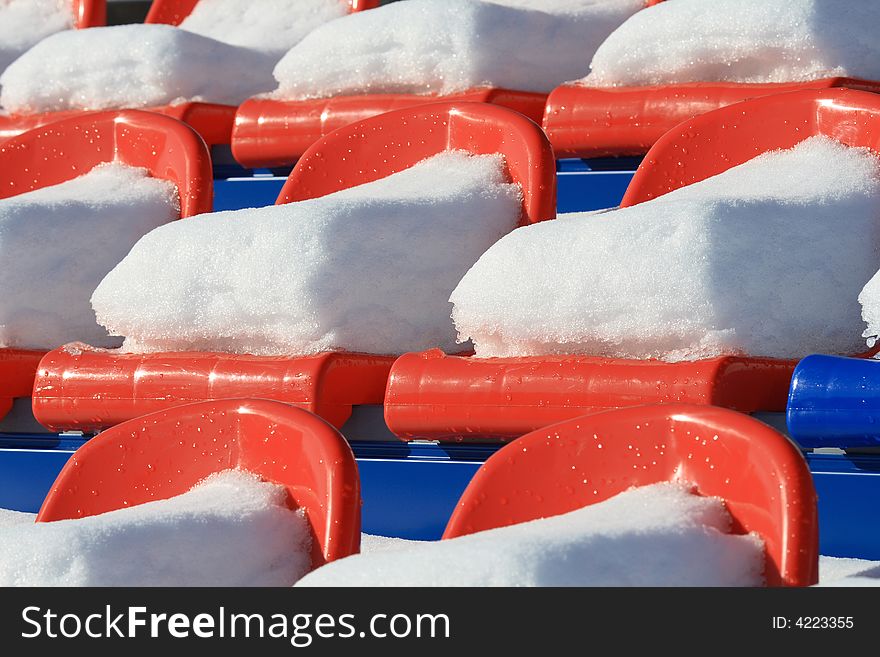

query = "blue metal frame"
[[3, 431, 880, 557], [805, 451, 880, 560], [212, 158, 639, 214]]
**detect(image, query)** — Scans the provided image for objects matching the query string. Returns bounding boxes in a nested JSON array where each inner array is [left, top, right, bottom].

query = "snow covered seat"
[[443, 405, 819, 586], [0, 110, 212, 423], [145, 0, 378, 53], [0, 0, 105, 75], [384, 88, 880, 441], [37, 399, 361, 569], [543, 0, 880, 158], [232, 0, 652, 168], [31, 102, 557, 433], [0, 1, 373, 147]]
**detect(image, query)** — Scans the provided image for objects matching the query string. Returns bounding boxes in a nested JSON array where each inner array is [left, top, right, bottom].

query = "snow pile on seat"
[[0, 508, 34, 527], [0, 470, 312, 586], [91, 151, 522, 356], [179, 0, 349, 57], [298, 482, 765, 587], [360, 534, 425, 554], [0, 0, 74, 75], [0, 163, 178, 350], [583, 0, 880, 87], [451, 136, 880, 361], [0, 24, 277, 114], [273, 0, 643, 100], [858, 275, 880, 348]]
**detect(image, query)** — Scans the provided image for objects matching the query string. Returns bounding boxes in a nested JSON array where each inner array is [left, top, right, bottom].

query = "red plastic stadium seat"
[[31, 102, 557, 433], [276, 102, 557, 225], [0, 110, 212, 422], [145, 0, 378, 25], [384, 89, 880, 442], [543, 77, 880, 159], [37, 399, 361, 568], [74, 0, 106, 27], [443, 404, 819, 587], [620, 88, 880, 205]]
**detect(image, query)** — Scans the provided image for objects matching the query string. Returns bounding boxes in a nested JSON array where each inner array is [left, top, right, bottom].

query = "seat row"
[[2, 88, 879, 453], [5, 0, 878, 167]]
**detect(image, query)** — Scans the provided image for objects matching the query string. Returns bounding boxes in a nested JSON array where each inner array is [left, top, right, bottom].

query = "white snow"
[[272, 0, 643, 100], [0, 508, 35, 527], [0, 24, 277, 114], [0, 163, 179, 350], [2, 503, 879, 585], [179, 0, 349, 57], [298, 482, 766, 587], [91, 151, 522, 356], [0, 0, 74, 75], [818, 556, 880, 586], [858, 272, 880, 349], [0, 470, 312, 587], [360, 534, 425, 554], [583, 0, 880, 87], [451, 136, 880, 361]]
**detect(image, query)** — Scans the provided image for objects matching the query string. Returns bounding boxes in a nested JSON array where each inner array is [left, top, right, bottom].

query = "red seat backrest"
[[277, 101, 557, 225], [36, 399, 361, 568], [0, 109, 213, 217], [444, 404, 819, 587], [146, 0, 378, 26], [74, 0, 106, 28], [621, 88, 880, 207]]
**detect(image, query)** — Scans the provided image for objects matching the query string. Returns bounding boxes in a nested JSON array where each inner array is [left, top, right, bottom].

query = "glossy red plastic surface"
[[74, 0, 106, 27], [232, 89, 549, 168], [0, 350, 45, 418], [37, 399, 361, 567], [444, 404, 819, 586], [0, 111, 212, 420], [146, 0, 377, 25], [0, 103, 236, 148], [543, 77, 880, 159], [0, 110, 213, 215], [385, 350, 795, 441], [278, 102, 557, 226], [33, 348, 394, 432], [623, 88, 880, 205]]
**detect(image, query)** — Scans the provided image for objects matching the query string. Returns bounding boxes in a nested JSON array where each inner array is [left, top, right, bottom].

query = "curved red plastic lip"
[[30, 102, 556, 433], [543, 77, 880, 159], [277, 101, 557, 226], [623, 87, 880, 206], [443, 403, 819, 587], [36, 399, 362, 569], [0, 110, 213, 421]]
